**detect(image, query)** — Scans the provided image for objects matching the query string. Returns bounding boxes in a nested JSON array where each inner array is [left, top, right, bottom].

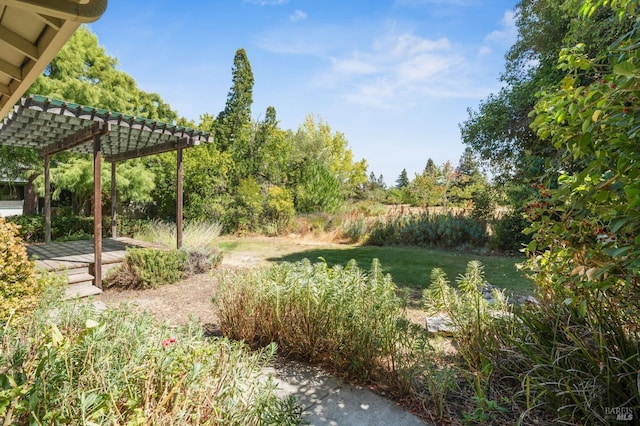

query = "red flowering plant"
[[162, 337, 177, 348]]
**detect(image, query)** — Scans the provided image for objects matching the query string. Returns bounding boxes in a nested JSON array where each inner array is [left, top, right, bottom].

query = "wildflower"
[[162, 337, 177, 347]]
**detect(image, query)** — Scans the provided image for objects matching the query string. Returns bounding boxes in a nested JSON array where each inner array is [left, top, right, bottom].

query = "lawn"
[[217, 239, 534, 296]]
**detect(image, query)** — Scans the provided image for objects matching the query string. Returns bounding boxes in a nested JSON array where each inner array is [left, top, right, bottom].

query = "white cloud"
[[395, 0, 476, 7], [484, 10, 516, 44], [317, 32, 482, 107], [477, 46, 491, 56], [331, 57, 377, 75], [245, 0, 288, 6], [289, 9, 307, 22]]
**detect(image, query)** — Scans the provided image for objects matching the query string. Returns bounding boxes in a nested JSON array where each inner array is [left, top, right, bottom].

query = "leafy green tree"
[[34, 157, 155, 216], [358, 171, 387, 202], [249, 106, 291, 185], [180, 144, 234, 227], [460, 0, 633, 184], [263, 185, 295, 234], [234, 177, 264, 233], [288, 115, 367, 206], [450, 148, 488, 207], [525, 0, 639, 313], [408, 161, 455, 207], [295, 162, 344, 213]]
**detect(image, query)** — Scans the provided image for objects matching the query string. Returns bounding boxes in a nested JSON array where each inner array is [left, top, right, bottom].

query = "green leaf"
[[578, 298, 587, 316], [613, 61, 637, 77], [603, 246, 632, 257]]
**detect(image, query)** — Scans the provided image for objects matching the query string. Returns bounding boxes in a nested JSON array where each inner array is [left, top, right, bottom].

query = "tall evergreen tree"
[[423, 158, 437, 177], [396, 169, 409, 189], [215, 48, 254, 152]]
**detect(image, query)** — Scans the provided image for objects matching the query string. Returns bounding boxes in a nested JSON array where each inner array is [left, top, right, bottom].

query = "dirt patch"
[[96, 272, 219, 327]]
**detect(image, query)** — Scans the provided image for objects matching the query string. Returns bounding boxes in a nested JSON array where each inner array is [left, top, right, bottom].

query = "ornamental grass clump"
[[214, 259, 428, 385], [0, 300, 302, 425], [136, 219, 222, 251]]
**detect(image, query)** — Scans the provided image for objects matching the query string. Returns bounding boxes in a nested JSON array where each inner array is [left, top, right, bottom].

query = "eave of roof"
[[0, 95, 213, 161], [0, 0, 108, 119]]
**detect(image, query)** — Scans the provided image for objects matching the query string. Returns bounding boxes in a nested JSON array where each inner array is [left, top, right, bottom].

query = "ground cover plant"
[[0, 296, 302, 425]]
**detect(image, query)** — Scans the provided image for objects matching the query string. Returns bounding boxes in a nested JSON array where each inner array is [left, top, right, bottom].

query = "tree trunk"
[[23, 174, 39, 215]]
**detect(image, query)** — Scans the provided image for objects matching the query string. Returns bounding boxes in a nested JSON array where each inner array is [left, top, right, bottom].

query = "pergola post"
[[111, 161, 117, 238], [176, 147, 183, 249], [44, 154, 51, 244], [93, 133, 103, 289]]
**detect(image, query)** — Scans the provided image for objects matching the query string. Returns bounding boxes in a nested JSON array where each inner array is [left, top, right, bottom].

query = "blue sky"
[[89, 0, 518, 185]]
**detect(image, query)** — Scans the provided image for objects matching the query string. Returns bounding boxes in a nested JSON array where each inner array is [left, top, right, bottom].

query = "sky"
[[89, 0, 518, 185]]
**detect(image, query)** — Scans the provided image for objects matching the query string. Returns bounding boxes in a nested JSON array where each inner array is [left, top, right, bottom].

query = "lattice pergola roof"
[[0, 95, 212, 160]]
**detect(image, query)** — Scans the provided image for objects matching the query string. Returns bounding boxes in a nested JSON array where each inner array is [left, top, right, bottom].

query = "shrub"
[[6, 214, 143, 243], [0, 218, 42, 323], [340, 213, 367, 242], [235, 177, 264, 234], [365, 211, 487, 248], [470, 187, 496, 221], [423, 261, 509, 368], [105, 248, 187, 290], [295, 162, 344, 214], [0, 301, 302, 424], [489, 210, 530, 253], [263, 185, 295, 235], [213, 259, 427, 383], [4, 214, 43, 243], [184, 247, 223, 275]]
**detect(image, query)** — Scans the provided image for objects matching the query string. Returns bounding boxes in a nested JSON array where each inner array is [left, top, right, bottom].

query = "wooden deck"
[[27, 237, 162, 298]]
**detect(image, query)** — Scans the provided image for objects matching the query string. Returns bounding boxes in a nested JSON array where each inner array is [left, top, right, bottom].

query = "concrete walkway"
[[265, 360, 427, 425]]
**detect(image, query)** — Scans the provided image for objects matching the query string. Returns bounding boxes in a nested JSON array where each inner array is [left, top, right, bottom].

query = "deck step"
[[67, 272, 95, 285], [64, 282, 102, 299]]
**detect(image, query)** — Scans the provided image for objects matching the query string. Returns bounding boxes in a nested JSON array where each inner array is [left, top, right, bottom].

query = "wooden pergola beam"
[[39, 121, 110, 156], [105, 137, 194, 163]]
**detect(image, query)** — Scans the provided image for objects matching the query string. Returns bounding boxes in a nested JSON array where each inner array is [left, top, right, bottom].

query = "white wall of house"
[[0, 200, 23, 217]]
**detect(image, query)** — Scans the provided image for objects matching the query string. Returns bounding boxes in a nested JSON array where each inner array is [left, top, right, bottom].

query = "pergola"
[[0, 94, 213, 287]]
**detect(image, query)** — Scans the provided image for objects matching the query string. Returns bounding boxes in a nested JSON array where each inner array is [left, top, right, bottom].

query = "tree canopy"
[[460, 0, 634, 184]]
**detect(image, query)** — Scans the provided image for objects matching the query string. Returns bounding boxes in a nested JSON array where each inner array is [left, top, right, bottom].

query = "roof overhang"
[[0, 95, 213, 161], [0, 0, 108, 119]]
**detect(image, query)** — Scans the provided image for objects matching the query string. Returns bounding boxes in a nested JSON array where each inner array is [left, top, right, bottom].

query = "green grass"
[[217, 239, 533, 296]]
